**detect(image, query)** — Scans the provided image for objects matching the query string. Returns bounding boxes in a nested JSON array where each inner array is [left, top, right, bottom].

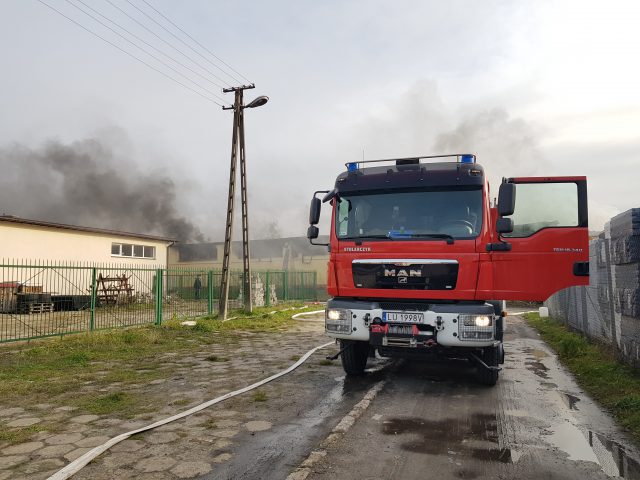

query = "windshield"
[[335, 188, 483, 240]]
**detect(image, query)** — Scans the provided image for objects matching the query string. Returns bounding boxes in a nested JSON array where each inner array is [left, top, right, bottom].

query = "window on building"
[[111, 243, 156, 259]]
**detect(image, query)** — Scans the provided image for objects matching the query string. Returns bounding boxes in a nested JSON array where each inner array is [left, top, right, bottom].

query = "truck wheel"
[[340, 339, 369, 375], [477, 346, 499, 386]]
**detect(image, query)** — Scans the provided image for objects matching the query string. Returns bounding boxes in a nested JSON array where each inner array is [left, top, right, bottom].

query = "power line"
[[103, 0, 234, 89], [36, 0, 224, 106], [140, 0, 253, 85], [125, 0, 247, 86], [63, 0, 227, 103], [73, 0, 227, 91]]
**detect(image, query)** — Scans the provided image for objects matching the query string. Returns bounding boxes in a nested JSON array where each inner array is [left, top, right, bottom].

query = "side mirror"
[[309, 197, 321, 225], [498, 183, 516, 217], [307, 225, 319, 240], [496, 217, 514, 234]]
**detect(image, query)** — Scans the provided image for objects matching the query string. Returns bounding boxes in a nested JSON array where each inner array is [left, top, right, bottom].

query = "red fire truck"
[[307, 154, 588, 385]]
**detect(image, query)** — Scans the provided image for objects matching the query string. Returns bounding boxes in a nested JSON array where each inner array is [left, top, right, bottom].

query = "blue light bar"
[[347, 162, 359, 172], [460, 154, 475, 164]]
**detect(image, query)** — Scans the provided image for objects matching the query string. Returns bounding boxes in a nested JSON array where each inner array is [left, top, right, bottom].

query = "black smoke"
[[0, 136, 204, 242]]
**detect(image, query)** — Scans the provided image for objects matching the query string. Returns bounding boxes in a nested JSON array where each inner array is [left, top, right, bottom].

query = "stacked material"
[[545, 208, 640, 368], [610, 209, 640, 318]]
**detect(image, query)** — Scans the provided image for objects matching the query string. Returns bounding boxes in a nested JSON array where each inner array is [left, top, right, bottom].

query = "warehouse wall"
[[0, 221, 171, 266], [546, 208, 640, 367]]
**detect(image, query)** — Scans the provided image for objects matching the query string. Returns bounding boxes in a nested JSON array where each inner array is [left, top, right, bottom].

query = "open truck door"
[[489, 176, 589, 301]]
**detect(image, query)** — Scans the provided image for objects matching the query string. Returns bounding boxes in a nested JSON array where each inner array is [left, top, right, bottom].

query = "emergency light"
[[460, 154, 475, 164], [347, 162, 359, 172]]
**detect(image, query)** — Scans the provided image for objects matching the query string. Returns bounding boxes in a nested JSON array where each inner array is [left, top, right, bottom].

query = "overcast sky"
[[1, 0, 638, 240]]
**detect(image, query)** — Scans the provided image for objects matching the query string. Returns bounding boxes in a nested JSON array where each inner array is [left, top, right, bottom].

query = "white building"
[[0, 215, 175, 266]]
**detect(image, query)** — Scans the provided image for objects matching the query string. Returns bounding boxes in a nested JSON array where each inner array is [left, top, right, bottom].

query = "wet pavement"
[[304, 315, 640, 480], [3, 313, 640, 479]]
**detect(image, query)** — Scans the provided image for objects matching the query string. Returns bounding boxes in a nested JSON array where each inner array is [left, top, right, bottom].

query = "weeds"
[[252, 391, 268, 402], [0, 423, 49, 445], [205, 355, 229, 362]]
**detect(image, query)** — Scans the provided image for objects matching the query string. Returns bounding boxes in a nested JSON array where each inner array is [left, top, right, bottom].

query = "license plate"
[[383, 311, 424, 323]]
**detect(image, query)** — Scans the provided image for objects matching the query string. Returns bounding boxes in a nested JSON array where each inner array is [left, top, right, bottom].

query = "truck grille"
[[352, 260, 458, 290]]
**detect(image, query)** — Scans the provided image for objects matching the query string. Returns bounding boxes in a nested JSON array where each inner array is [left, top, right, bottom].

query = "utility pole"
[[218, 84, 268, 320]]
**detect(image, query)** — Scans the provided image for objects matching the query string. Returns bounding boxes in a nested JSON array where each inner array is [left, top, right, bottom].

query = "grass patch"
[[0, 303, 310, 421], [252, 391, 268, 402], [205, 355, 229, 362], [318, 359, 333, 366], [160, 302, 315, 334], [203, 419, 218, 429], [0, 423, 49, 445], [525, 313, 640, 441], [289, 355, 301, 361], [76, 391, 141, 416]]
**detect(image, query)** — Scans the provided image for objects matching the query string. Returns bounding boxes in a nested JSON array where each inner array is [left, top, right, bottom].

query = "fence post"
[[313, 271, 318, 301], [155, 269, 164, 325], [207, 270, 213, 315], [89, 267, 97, 331], [265, 271, 271, 307], [284, 271, 289, 301]]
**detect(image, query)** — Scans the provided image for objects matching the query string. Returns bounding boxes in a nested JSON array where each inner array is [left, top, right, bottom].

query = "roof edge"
[[0, 215, 177, 243]]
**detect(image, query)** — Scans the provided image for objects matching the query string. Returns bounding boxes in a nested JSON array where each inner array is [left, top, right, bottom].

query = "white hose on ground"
[[47, 339, 334, 480], [291, 309, 325, 320]]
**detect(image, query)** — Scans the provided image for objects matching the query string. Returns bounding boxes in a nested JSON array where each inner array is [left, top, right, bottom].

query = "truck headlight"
[[462, 315, 492, 327], [326, 308, 352, 334], [459, 314, 494, 341]]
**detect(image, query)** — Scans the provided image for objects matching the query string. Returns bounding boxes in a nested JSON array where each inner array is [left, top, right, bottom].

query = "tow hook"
[[469, 352, 502, 372], [425, 339, 437, 347], [326, 343, 351, 361]]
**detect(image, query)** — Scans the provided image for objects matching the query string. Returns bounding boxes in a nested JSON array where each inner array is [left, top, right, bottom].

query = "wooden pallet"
[[18, 302, 54, 314]]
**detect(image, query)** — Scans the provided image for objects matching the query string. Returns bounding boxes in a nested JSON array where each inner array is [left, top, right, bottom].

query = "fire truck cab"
[[307, 154, 589, 385]]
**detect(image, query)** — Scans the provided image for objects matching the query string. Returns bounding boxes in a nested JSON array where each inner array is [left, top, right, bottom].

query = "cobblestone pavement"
[[0, 316, 344, 479]]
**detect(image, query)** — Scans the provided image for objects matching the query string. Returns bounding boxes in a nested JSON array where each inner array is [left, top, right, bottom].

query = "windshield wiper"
[[390, 232, 455, 244], [343, 234, 393, 241]]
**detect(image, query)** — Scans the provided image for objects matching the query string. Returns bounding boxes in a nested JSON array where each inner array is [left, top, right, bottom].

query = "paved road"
[[299, 314, 640, 480], [20, 312, 639, 479]]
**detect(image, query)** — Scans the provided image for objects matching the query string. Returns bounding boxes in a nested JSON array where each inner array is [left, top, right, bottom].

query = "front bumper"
[[325, 298, 500, 348]]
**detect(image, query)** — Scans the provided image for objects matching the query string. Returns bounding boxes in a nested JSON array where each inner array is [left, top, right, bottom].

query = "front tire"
[[477, 346, 499, 386], [340, 339, 369, 375]]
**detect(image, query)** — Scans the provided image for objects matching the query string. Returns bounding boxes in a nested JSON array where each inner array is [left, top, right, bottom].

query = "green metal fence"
[[0, 260, 318, 343]]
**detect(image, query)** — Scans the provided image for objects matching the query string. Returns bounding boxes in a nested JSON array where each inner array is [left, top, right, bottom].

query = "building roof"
[[174, 236, 329, 262], [0, 215, 177, 243]]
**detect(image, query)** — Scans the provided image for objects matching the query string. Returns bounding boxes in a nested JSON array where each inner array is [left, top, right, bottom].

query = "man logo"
[[384, 268, 421, 277]]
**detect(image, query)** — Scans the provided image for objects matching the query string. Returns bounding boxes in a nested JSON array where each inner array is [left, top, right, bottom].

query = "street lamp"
[[245, 96, 269, 109], [219, 86, 268, 320]]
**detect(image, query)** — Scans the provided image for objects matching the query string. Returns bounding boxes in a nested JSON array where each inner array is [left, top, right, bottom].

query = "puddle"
[[559, 391, 580, 410], [524, 360, 549, 379], [540, 381, 558, 389], [547, 421, 640, 478], [548, 421, 600, 463], [381, 414, 511, 463], [523, 347, 550, 359], [586, 430, 640, 478]]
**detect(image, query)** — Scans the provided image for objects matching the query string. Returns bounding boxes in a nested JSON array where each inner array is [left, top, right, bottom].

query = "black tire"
[[340, 339, 369, 375], [477, 346, 499, 386]]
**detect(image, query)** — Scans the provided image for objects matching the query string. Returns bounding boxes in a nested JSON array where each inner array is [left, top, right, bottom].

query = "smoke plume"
[[0, 136, 204, 242]]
